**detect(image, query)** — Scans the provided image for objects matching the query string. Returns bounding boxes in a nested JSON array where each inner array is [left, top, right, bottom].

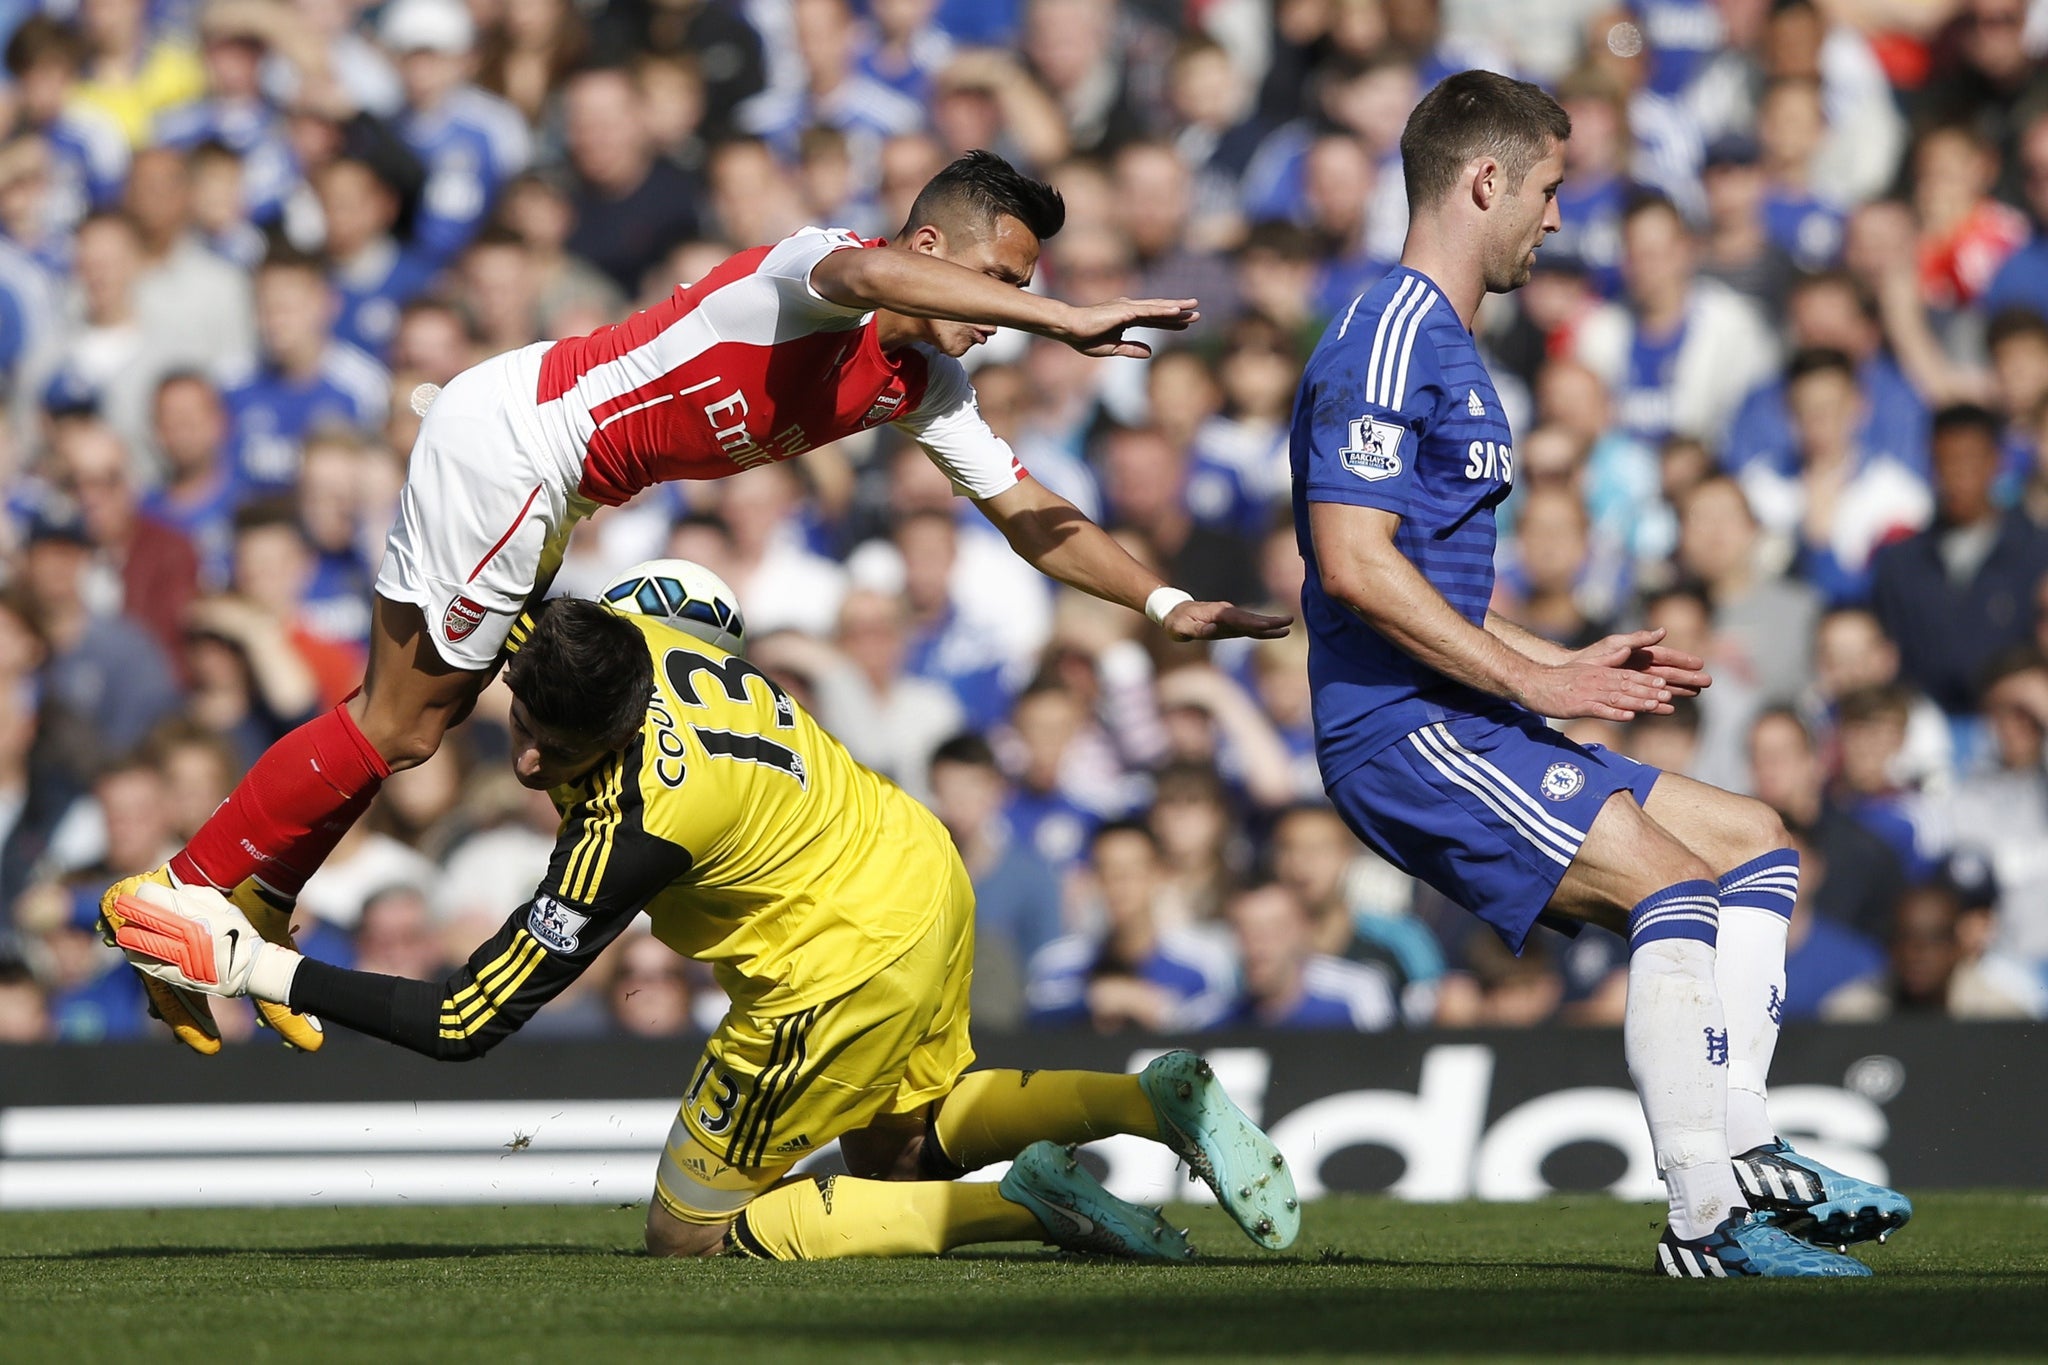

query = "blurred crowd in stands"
[[4, 0, 2048, 1046]]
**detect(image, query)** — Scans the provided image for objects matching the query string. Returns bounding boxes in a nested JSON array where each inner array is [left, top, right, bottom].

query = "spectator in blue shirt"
[[1722, 270, 1928, 478], [743, 0, 924, 183], [19, 505, 182, 772], [1025, 820, 1236, 1031], [1222, 882, 1400, 1030], [314, 155, 437, 360], [381, 0, 529, 270], [928, 731, 1064, 1029], [4, 18, 128, 236], [1755, 77, 1845, 272], [153, 3, 296, 224], [999, 678, 1105, 878], [0, 229, 60, 396], [1552, 63, 1633, 299], [856, 0, 953, 105], [1982, 107, 2048, 321], [220, 246, 389, 492], [141, 371, 241, 588]]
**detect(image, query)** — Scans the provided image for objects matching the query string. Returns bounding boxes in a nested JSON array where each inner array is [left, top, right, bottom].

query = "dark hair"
[[5, 16, 83, 77], [260, 241, 329, 277], [1151, 759, 1228, 807], [464, 223, 528, 254], [931, 731, 998, 771], [1986, 305, 2048, 353], [1750, 703, 1815, 751], [670, 511, 734, 548], [1239, 218, 1320, 264], [1642, 578, 1714, 619], [188, 137, 240, 168], [1398, 69, 1571, 210], [1784, 346, 1857, 387], [1621, 187, 1683, 229], [1930, 402, 2002, 445], [231, 497, 305, 540], [503, 598, 653, 748], [1836, 682, 1912, 727], [901, 149, 1065, 243], [154, 368, 219, 401], [1979, 643, 2048, 696], [1635, 695, 1702, 736], [1761, 73, 1823, 104], [1789, 268, 1878, 323], [1089, 817, 1159, 858]]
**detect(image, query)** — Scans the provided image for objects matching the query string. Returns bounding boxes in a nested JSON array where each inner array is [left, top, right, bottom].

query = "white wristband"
[[246, 943, 305, 1005], [1144, 586, 1194, 626]]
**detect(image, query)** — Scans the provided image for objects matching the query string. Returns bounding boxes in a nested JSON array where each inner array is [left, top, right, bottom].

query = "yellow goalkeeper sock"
[[931, 1069, 1161, 1172], [730, 1176, 1036, 1260]]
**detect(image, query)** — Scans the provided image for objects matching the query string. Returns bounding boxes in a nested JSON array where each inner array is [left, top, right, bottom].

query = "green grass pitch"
[[3, 1194, 2045, 1363]]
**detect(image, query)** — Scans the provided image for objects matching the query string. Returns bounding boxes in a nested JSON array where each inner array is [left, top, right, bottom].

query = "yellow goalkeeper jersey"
[[431, 612, 964, 1051], [547, 612, 953, 1013]]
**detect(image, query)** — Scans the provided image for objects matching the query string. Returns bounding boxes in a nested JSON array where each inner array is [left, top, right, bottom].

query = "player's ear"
[[1471, 157, 1499, 211], [906, 223, 947, 256]]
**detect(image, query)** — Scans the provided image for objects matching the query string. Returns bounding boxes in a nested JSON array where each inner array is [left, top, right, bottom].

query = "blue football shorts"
[[1326, 708, 1663, 952]]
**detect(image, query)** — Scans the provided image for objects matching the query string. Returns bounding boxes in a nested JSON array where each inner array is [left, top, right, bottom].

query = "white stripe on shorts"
[[1423, 724, 1591, 850], [1409, 725, 1585, 866], [1407, 729, 1576, 867]]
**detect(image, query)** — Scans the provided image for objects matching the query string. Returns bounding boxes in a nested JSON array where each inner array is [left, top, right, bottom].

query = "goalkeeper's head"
[[503, 597, 654, 790]]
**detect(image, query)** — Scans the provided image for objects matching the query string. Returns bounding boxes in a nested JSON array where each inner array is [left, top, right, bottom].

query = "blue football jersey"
[[155, 98, 297, 223], [397, 88, 530, 270], [220, 343, 390, 491], [1290, 266, 1521, 784]]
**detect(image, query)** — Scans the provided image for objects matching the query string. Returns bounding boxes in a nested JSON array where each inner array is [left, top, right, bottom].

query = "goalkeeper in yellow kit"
[[111, 598, 1299, 1262]]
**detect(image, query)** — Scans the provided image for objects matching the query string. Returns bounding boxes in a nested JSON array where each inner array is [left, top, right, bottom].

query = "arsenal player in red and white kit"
[[104, 151, 1293, 1054]]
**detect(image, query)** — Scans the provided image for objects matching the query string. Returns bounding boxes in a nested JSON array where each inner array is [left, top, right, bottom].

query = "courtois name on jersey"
[[1289, 267, 1522, 784]]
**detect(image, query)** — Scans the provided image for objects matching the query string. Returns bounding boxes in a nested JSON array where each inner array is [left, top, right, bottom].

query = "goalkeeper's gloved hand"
[[109, 882, 303, 1004]]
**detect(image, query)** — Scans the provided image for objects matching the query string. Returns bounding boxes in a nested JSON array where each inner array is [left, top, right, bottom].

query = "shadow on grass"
[[8, 1243, 631, 1262], [682, 1282, 2048, 1357]]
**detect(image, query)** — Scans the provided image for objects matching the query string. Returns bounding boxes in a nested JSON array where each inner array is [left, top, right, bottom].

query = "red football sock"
[[171, 703, 393, 900]]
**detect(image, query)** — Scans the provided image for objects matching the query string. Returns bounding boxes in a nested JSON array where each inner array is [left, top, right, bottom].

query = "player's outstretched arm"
[[1311, 502, 1673, 722], [975, 477, 1292, 641], [811, 247, 1197, 358]]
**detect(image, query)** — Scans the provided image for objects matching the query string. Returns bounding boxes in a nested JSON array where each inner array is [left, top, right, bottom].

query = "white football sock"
[[1713, 851, 1799, 1155], [1623, 879, 1743, 1241]]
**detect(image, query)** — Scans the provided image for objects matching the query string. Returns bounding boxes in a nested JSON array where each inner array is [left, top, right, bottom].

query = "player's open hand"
[[1162, 600, 1293, 642], [1570, 628, 1712, 698], [1515, 652, 1675, 723], [1055, 297, 1200, 358]]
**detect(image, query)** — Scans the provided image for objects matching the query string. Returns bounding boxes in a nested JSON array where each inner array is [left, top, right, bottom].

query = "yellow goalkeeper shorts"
[[652, 858, 976, 1223]]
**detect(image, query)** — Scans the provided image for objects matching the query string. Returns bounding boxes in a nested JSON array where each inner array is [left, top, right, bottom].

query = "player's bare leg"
[[102, 595, 488, 1053]]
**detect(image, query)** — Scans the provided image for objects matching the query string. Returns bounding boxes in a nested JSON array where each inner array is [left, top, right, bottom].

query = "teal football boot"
[[1733, 1141, 1912, 1249], [1000, 1141, 1195, 1261], [1138, 1050, 1300, 1249]]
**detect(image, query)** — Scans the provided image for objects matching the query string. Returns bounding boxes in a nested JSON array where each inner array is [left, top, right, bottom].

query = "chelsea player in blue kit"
[[1291, 71, 1911, 1279]]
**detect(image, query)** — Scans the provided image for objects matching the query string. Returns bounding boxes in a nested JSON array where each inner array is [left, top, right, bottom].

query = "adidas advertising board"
[[0, 1024, 2040, 1207]]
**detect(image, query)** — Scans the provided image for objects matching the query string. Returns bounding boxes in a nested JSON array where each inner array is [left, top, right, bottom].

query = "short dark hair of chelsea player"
[[1287, 69, 1906, 1278], [109, 598, 1304, 1262]]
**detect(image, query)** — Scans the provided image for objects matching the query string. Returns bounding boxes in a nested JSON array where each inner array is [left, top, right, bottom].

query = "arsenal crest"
[[443, 595, 488, 642]]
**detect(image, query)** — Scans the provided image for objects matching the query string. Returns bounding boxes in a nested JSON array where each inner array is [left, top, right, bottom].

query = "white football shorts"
[[373, 343, 591, 670]]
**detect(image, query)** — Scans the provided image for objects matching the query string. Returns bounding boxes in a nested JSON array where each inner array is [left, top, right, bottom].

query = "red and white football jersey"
[[534, 227, 1027, 506]]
